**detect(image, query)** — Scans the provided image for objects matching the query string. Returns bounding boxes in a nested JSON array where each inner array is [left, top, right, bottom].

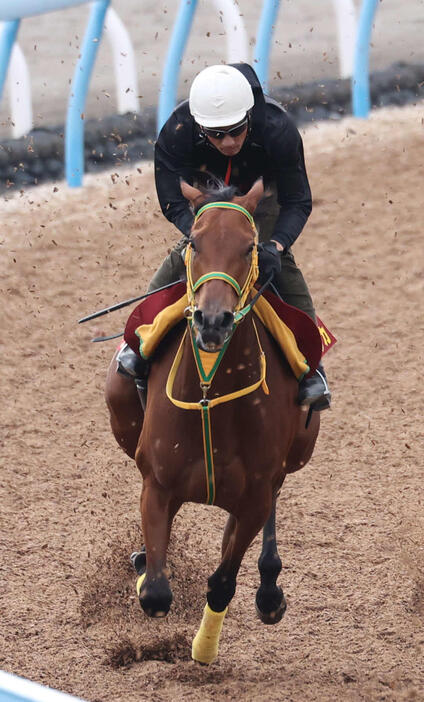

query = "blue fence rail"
[[157, 0, 198, 133], [352, 0, 379, 117], [0, 0, 381, 186], [252, 0, 280, 92], [0, 670, 86, 702], [0, 20, 19, 100], [65, 0, 110, 186]]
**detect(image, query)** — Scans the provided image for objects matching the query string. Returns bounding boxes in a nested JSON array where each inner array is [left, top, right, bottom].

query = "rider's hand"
[[258, 241, 282, 282]]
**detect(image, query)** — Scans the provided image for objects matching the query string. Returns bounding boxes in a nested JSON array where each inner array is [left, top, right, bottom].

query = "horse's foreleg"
[[192, 493, 272, 664], [221, 514, 236, 557], [256, 491, 286, 624], [137, 479, 181, 618]]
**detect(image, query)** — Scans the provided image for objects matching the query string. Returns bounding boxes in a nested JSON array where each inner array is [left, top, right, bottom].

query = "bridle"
[[184, 201, 259, 319]]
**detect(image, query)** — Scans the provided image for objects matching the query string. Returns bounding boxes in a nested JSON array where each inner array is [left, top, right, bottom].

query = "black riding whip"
[[91, 331, 125, 343], [78, 279, 186, 324]]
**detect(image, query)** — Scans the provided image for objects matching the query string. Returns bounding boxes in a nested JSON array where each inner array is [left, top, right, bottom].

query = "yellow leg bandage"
[[192, 603, 228, 664], [136, 572, 146, 596]]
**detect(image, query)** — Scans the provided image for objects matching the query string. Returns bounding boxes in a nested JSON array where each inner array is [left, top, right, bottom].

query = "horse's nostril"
[[194, 309, 233, 332], [222, 311, 234, 329], [193, 309, 204, 327]]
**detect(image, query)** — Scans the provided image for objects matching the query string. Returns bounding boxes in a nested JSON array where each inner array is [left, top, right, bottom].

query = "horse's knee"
[[207, 568, 236, 612], [138, 574, 172, 618]]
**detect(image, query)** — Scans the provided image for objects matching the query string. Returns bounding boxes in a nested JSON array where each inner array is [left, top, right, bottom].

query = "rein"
[[166, 202, 269, 505]]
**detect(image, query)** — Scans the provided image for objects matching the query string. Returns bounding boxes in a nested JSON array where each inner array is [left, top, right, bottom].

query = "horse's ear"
[[237, 179, 264, 214], [180, 180, 205, 208]]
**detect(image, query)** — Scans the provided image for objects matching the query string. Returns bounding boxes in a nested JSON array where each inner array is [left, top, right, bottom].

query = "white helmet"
[[189, 65, 254, 128]]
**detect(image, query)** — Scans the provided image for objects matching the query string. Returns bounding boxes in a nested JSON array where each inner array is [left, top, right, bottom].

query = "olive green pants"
[[148, 193, 316, 321]]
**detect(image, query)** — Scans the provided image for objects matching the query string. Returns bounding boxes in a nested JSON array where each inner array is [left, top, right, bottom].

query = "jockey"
[[120, 63, 331, 411]]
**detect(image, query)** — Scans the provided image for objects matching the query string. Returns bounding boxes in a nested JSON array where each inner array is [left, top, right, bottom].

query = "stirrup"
[[298, 365, 331, 411], [135, 377, 147, 412], [310, 392, 331, 412], [116, 343, 149, 410], [116, 342, 147, 379]]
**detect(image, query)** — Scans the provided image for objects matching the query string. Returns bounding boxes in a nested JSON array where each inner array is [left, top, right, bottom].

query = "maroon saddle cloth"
[[124, 282, 333, 378]]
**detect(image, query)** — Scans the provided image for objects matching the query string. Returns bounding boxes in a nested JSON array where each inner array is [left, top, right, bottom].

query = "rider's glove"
[[258, 241, 282, 283]]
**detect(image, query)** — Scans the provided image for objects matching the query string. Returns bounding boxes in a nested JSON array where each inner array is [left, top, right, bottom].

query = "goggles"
[[201, 118, 248, 140]]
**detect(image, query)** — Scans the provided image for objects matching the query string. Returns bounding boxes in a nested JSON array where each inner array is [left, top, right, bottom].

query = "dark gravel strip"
[[1, 61, 422, 193]]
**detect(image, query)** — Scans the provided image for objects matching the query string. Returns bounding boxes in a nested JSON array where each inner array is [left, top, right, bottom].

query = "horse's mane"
[[192, 178, 239, 215]]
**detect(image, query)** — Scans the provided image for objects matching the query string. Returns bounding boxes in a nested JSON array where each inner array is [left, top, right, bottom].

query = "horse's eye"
[[246, 244, 254, 256]]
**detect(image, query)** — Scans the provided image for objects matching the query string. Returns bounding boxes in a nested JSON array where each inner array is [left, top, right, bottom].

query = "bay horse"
[[105, 179, 320, 664]]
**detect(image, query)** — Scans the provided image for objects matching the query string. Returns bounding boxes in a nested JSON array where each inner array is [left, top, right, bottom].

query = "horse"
[[105, 179, 320, 664]]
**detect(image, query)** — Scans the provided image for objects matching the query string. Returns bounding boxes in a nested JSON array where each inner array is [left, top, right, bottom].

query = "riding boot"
[[116, 342, 149, 410], [298, 362, 331, 410], [255, 187, 332, 412]]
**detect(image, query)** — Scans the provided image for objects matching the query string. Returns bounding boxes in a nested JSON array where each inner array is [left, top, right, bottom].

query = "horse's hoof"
[[137, 574, 172, 618], [255, 588, 287, 625], [130, 548, 146, 575], [255, 600, 287, 624]]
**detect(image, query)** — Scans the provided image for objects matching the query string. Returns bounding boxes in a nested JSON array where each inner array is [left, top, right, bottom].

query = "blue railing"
[[0, 670, 86, 702], [0, 1, 383, 183], [252, 0, 280, 92], [352, 0, 379, 117], [65, 0, 110, 185], [0, 20, 19, 100], [157, 0, 198, 133]]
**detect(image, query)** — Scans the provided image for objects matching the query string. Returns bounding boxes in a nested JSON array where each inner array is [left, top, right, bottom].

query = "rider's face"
[[202, 121, 249, 157]]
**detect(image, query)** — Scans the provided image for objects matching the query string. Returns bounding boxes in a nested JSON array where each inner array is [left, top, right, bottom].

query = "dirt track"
[[1, 104, 423, 701]]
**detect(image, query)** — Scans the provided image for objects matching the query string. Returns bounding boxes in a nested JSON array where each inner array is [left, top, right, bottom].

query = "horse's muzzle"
[[193, 309, 234, 352]]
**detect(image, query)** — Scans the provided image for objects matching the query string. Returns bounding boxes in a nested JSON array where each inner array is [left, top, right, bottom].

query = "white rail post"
[[332, 0, 357, 78], [7, 41, 33, 137], [211, 0, 248, 64], [104, 6, 139, 114]]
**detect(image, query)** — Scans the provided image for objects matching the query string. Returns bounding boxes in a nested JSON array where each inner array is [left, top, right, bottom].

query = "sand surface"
[[1, 0, 424, 137], [1, 103, 424, 701]]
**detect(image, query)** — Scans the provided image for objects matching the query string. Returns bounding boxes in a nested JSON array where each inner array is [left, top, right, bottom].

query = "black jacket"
[[154, 63, 312, 250]]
